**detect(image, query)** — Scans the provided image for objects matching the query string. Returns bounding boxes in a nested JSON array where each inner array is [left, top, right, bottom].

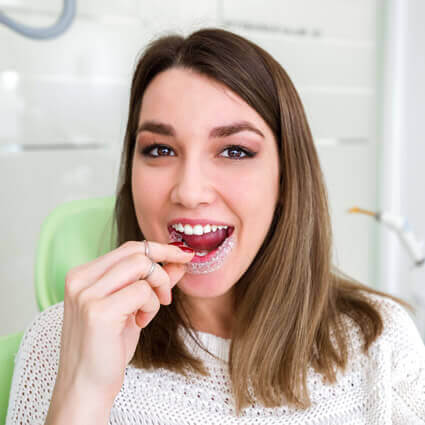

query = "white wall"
[[1, 0, 383, 335], [377, 0, 425, 337]]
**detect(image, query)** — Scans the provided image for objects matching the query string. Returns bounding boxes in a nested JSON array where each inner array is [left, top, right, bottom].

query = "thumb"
[[162, 262, 188, 288]]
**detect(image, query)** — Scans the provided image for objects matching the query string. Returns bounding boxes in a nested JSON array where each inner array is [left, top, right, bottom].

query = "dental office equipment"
[[0, 0, 75, 40], [348, 207, 425, 267], [349, 207, 425, 340]]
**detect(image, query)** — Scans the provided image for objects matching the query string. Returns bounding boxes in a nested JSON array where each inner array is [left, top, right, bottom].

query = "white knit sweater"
[[5, 295, 425, 424]]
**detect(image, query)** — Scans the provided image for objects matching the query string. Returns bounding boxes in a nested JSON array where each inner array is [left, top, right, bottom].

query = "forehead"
[[138, 68, 271, 137]]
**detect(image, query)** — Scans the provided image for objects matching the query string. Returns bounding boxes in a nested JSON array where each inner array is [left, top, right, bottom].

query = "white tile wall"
[[0, 0, 382, 335], [241, 33, 376, 88], [222, 0, 379, 42], [222, 29, 377, 141], [138, 0, 218, 35], [318, 143, 378, 285], [0, 11, 148, 77], [0, 147, 120, 334], [301, 89, 374, 140], [0, 77, 130, 145]]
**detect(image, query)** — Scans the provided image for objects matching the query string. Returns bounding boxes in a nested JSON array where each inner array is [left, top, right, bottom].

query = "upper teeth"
[[171, 223, 228, 236]]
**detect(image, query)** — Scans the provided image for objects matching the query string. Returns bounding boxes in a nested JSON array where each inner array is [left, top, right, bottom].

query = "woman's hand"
[[55, 240, 194, 401]]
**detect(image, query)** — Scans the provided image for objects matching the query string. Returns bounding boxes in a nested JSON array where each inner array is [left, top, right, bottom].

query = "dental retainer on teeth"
[[169, 230, 235, 274]]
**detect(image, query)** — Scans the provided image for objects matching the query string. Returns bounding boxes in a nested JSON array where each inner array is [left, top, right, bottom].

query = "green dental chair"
[[0, 332, 24, 425], [34, 196, 117, 311], [0, 196, 117, 425]]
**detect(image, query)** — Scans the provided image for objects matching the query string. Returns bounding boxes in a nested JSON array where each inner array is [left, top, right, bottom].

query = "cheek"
[[231, 169, 279, 243], [131, 164, 146, 206], [227, 168, 277, 209], [131, 164, 167, 215], [131, 167, 171, 240]]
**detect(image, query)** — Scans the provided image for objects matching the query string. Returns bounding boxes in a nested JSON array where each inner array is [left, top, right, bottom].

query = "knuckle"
[[128, 253, 151, 276], [122, 240, 140, 250], [137, 281, 159, 312], [129, 252, 147, 263], [137, 280, 151, 298], [159, 270, 171, 288], [75, 288, 91, 308], [150, 267, 169, 290], [82, 299, 102, 324], [164, 269, 171, 286], [64, 267, 82, 297], [149, 290, 161, 312]]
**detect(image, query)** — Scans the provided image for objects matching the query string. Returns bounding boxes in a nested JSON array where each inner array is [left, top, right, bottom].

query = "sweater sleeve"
[[5, 302, 64, 425], [382, 298, 425, 423]]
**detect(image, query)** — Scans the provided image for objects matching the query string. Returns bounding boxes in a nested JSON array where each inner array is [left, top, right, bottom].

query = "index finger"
[[144, 240, 194, 263], [67, 240, 194, 292]]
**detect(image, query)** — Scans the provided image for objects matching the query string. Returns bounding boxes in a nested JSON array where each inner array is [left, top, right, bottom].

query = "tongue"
[[182, 228, 230, 251]]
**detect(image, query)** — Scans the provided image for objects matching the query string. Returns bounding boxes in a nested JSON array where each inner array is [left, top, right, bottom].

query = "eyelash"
[[139, 143, 256, 160]]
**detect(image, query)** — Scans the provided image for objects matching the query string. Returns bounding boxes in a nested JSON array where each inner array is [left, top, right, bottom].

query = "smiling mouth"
[[167, 225, 235, 255]]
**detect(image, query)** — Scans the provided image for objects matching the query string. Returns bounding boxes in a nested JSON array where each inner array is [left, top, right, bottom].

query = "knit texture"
[[5, 295, 425, 424]]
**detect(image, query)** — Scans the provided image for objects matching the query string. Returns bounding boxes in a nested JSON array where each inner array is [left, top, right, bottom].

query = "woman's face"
[[132, 67, 279, 303]]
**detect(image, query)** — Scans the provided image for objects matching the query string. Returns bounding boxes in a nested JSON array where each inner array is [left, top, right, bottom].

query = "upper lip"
[[167, 218, 234, 228]]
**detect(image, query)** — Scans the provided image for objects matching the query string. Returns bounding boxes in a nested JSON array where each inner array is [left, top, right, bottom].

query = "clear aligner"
[[185, 234, 235, 274], [169, 230, 235, 274]]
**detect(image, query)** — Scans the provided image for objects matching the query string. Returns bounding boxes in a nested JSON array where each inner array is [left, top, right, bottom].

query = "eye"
[[141, 143, 175, 158], [140, 143, 256, 160], [220, 145, 255, 160]]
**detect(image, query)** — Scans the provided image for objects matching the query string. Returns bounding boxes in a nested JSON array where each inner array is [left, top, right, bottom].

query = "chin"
[[176, 271, 234, 299]]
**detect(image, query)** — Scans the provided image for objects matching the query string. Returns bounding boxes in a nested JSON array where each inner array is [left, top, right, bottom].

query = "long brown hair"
[[114, 28, 407, 415]]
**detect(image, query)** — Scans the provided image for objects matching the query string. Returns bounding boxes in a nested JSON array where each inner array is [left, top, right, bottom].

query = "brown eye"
[[221, 145, 255, 160], [157, 146, 172, 156], [141, 143, 175, 158], [227, 147, 244, 159]]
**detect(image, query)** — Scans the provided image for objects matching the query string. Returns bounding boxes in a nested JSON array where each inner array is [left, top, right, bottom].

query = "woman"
[[6, 28, 425, 424]]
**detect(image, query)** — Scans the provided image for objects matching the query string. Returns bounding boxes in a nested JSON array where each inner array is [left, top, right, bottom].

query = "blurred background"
[[1, 0, 424, 339]]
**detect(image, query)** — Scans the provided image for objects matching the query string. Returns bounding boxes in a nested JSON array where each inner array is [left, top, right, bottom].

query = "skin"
[[131, 67, 280, 338]]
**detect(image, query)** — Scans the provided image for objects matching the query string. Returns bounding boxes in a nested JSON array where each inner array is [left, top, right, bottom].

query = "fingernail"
[[168, 241, 184, 247], [179, 246, 194, 254], [168, 241, 194, 254]]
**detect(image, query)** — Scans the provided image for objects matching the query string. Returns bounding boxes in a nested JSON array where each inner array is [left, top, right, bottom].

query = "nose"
[[170, 156, 216, 209]]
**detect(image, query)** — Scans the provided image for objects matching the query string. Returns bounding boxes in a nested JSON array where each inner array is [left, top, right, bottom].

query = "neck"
[[179, 290, 235, 339]]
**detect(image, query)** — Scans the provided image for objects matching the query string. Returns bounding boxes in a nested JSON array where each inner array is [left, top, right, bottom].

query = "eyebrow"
[[137, 120, 265, 139]]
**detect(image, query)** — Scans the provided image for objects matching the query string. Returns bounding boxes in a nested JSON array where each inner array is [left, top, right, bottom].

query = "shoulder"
[[19, 301, 64, 360], [338, 291, 425, 365], [14, 301, 64, 381], [333, 293, 425, 421], [25, 301, 64, 332], [364, 293, 422, 345], [358, 293, 425, 371], [354, 292, 421, 346], [359, 296, 425, 420]]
